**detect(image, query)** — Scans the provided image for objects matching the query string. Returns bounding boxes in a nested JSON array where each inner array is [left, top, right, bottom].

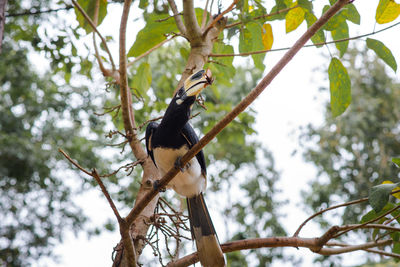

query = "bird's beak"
[[184, 69, 213, 97]]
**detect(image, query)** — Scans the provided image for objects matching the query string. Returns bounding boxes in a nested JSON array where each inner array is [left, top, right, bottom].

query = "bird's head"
[[174, 69, 213, 106]]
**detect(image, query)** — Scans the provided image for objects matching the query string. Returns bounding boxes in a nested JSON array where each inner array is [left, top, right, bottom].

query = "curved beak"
[[184, 69, 213, 97]]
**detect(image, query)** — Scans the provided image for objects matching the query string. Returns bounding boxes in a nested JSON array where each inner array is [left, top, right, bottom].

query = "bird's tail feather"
[[187, 193, 225, 267]]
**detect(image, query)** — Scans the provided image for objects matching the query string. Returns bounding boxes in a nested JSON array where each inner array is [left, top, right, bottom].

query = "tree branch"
[[320, 240, 393, 256], [182, 0, 201, 42], [71, 0, 116, 72], [0, 0, 7, 53], [294, 197, 368, 237], [166, 236, 393, 267], [5, 4, 73, 17], [202, 0, 239, 37], [210, 21, 400, 58], [124, 0, 350, 228], [167, 0, 186, 35]]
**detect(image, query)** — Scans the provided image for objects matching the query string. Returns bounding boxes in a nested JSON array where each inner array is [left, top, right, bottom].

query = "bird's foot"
[[153, 180, 166, 192], [174, 156, 185, 172]]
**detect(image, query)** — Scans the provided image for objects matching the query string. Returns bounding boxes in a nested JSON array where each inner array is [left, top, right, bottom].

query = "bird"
[[145, 69, 225, 267]]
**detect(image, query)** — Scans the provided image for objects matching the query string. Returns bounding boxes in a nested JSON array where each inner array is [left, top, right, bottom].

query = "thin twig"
[[71, 0, 116, 71], [201, 0, 210, 30], [137, 116, 164, 130], [58, 148, 92, 176], [333, 204, 400, 239], [294, 197, 368, 237], [225, 5, 297, 29], [127, 35, 178, 68], [124, 0, 350, 227], [203, 0, 239, 37], [5, 4, 73, 17], [211, 21, 400, 58], [167, 0, 186, 35], [92, 168, 123, 222]]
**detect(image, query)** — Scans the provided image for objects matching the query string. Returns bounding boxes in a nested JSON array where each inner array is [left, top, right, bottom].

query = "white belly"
[[153, 146, 206, 197]]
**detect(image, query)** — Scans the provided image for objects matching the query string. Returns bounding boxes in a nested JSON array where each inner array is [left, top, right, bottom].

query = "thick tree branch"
[[167, 236, 393, 267], [182, 0, 202, 42], [125, 0, 350, 227], [167, 0, 186, 35]]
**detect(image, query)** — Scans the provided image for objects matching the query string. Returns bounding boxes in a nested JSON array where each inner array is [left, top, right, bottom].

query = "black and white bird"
[[145, 69, 225, 267]]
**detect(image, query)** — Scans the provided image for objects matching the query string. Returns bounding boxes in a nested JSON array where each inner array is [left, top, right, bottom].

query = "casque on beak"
[[184, 69, 213, 97]]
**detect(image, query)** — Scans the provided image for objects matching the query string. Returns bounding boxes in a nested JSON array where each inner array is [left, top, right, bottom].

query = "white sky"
[[37, 0, 400, 266]]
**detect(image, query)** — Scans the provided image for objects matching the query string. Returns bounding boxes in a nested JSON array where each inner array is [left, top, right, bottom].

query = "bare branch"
[[5, 4, 73, 17], [167, 0, 186, 35], [294, 197, 368, 237], [58, 148, 92, 176], [71, 0, 116, 72], [124, 0, 350, 227], [320, 240, 393, 256], [167, 235, 393, 266], [92, 169, 123, 222]]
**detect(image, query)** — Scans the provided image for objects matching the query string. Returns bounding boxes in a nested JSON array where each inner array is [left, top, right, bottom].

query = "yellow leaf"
[[249, 5, 254, 12], [261, 23, 273, 50], [285, 3, 305, 33], [376, 0, 400, 24], [382, 181, 400, 199]]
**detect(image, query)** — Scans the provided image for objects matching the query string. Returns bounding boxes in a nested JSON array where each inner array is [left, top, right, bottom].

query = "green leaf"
[[285, 3, 305, 33], [369, 183, 400, 212], [246, 22, 266, 70], [130, 62, 152, 97], [74, 0, 108, 34], [342, 4, 360, 25], [331, 21, 349, 57], [393, 242, 400, 254], [361, 202, 394, 223], [366, 38, 397, 72], [298, 0, 313, 13], [304, 12, 325, 47], [128, 13, 178, 58], [239, 28, 252, 53], [376, 0, 400, 24], [392, 157, 400, 167], [328, 58, 351, 117]]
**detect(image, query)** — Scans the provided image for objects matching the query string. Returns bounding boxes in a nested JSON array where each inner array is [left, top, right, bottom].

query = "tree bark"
[[0, 0, 7, 53]]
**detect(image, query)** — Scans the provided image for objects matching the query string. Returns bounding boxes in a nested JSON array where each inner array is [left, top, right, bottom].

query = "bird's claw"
[[174, 156, 185, 172], [153, 180, 166, 192]]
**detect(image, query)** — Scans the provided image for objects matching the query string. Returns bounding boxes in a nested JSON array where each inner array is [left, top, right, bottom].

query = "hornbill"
[[145, 69, 225, 267]]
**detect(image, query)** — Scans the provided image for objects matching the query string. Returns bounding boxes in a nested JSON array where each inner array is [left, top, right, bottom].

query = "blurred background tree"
[[300, 48, 400, 264]]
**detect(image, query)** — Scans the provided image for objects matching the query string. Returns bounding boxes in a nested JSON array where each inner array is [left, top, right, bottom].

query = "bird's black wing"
[[180, 123, 207, 176], [145, 122, 159, 167]]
